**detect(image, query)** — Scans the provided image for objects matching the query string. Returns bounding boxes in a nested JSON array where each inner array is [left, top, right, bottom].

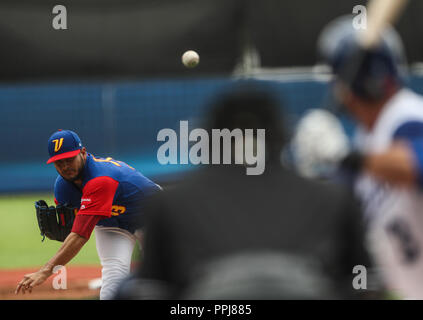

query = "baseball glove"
[[35, 200, 76, 242]]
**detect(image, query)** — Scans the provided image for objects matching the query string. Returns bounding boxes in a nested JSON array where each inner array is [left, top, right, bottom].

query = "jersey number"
[[92, 155, 135, 170], [386, 218, 420, 264], [111, 205, 126, 216]]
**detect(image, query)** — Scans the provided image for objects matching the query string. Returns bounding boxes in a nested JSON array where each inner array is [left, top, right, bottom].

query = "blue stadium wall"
[[1, 76, 423, 193]]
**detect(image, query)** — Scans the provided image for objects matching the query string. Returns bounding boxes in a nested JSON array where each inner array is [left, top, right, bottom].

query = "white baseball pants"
[[94, 226, 140, 300]]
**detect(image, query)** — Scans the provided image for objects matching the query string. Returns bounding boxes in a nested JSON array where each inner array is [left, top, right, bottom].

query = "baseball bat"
[[359, 0, 409, 49]]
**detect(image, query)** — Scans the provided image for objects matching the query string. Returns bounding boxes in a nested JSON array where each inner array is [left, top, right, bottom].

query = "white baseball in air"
[[182, 50, 200, 68]]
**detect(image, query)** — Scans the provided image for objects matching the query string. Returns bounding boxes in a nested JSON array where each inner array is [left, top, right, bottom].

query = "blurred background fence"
[[2, 73, 423, 193], [0, 76, 327, 192]]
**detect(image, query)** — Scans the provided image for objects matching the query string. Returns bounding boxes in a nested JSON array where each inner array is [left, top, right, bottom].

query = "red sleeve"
[[71, 214, 103, 239], [78, 176, 119, 217]]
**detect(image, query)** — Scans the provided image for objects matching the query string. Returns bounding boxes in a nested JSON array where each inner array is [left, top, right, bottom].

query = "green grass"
[[0, 193, 100, 269]]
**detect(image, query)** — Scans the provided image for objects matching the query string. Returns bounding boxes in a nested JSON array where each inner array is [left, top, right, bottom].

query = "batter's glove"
[[35, 200, 76, 242], [339, 151, 365, 175]]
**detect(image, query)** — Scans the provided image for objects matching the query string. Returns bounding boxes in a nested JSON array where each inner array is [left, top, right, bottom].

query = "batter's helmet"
[[317, 15, 407, 101]]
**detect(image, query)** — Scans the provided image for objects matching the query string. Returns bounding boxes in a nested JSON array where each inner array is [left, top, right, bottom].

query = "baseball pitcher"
[[15, 129, 161, 299]]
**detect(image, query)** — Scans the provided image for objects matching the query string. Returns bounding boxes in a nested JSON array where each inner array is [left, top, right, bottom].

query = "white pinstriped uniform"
[[354, 88, 423, 299]]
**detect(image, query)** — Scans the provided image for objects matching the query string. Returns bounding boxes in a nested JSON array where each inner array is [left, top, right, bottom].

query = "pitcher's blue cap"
[[47, 129, 82, 164]]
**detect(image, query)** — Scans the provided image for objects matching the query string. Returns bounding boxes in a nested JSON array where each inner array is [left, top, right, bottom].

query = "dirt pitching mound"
[[0, 265, 101, 300]]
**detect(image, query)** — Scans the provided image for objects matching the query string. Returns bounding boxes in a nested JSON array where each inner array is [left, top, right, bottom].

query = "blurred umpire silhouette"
[[115, 82, 371, 299]]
